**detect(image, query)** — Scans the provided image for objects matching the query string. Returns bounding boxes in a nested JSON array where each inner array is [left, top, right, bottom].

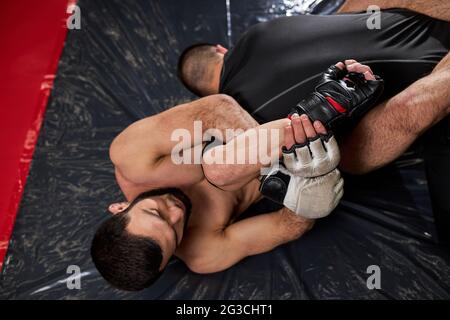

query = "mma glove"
[[290, 64, 384, 131], [259, 133, 344, 219], [282, 132, 340, 177]]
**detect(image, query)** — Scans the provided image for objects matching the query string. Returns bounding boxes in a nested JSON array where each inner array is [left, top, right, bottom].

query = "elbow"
[[109, 137, 121, 166], [203, 166, 234, 191], [187, 264, 217, 275], [185, 257, 223, 275], [202, 151, 240, 191], [209, 94, 240, 111], [202, 164, 228, 188], [203, 167, 242, 191], [109, 132, 130, 168]]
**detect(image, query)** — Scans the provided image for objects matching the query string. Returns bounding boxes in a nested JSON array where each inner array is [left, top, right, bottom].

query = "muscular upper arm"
[[109, 102, 208, 187], [110, 94, 257, 188], [201, 118, 290, 191], [185, 208, 314, 274]]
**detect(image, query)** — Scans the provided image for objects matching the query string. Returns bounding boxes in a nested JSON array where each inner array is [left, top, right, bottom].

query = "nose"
[[150, 195, 184, 226], [163, 196, 184, 225], [166, 205, 184, 225]]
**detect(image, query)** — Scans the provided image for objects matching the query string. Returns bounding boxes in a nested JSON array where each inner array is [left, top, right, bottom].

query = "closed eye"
[[142, 208, 179, 245], [148, 209, 160, 217]]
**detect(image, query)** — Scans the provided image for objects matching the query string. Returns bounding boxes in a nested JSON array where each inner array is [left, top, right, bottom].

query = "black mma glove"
[[290, 64, 384, 131]]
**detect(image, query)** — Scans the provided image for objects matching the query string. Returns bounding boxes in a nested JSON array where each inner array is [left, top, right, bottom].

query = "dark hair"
[[91, 187, 192, 291], [91, 211, 163, 291], [177, 43, 219, 96]]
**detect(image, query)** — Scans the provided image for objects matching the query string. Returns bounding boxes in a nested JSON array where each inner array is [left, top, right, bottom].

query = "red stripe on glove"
[[325, 96, 346, 113]]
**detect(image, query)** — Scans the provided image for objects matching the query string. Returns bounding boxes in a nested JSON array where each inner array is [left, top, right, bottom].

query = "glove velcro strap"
[[259, 168, 291, 204]]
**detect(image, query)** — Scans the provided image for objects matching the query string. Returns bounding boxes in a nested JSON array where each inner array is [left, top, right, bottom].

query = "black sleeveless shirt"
[[219, 9, 450, 123]]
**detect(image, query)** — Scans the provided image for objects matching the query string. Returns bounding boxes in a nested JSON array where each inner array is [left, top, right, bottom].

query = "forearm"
[[111, 94, 256, 162], [340, 67, 450, 174], [110, 94, 258, 184], [202, 118, 291, 190], [188, 207, 313, 274]]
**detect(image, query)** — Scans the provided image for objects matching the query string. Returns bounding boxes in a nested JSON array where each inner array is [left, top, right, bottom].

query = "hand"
[[341, 59, 376, 81], [259, 164, 344, 219], [290, 60, 384, 131], [283, 113, 340, 177], [260, 119, 344, 219]]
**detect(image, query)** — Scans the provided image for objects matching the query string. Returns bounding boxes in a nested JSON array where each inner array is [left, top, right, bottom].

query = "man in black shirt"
[[178, 2, 450, 174]]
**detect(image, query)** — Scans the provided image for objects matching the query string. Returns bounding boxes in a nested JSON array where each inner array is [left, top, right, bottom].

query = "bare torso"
[[115, 162, 263, 260], [175, 178, 262, 260]]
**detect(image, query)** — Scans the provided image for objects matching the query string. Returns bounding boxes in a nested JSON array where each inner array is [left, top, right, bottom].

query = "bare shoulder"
[[109, 117, 154, 167]]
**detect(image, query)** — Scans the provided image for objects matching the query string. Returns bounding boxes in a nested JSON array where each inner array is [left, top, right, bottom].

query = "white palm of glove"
[[281, 166, 344, 219]]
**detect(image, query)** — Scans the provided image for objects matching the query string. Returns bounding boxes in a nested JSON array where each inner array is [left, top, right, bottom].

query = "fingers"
[[346, 63, 373, 77], [344, 59, 357, 65], [300, 114, 316, 138], [288, 114, 329, 161], [334, 175, 344, 194], [290, 113, 307, 144], [363, 71, 376, 81], [289, 114, 326, 142], [283, 113, 311, 172], [344, 60, 375, 81], [295, 142, 313, 164], [283, 114, 338, 177], [282, 128, 311, 172], [313, 121, 327, 135], [332, 187, 344, 209], [335, 61, 345, 70], [309, 138, 327, 159], [331, 174, 344, 209], [324, 135, 341, 166], [283, 125, 295, 150], [335, 179, 344, 199]]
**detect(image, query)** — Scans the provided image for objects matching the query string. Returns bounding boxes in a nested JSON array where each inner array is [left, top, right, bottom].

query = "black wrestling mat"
[[1, 0, 450, 299]]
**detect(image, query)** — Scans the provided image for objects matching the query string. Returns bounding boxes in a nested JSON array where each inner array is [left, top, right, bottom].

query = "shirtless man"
[[91, 1, 450, 291], [91, 59, 381, 291]]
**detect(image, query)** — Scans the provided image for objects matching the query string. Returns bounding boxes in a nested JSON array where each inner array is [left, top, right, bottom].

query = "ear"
[[216, 44, 228, 54], [108, 202, 130, 214]]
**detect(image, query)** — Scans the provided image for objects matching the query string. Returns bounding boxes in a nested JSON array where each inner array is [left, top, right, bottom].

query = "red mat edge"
[[0, 0, 76, 271]]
